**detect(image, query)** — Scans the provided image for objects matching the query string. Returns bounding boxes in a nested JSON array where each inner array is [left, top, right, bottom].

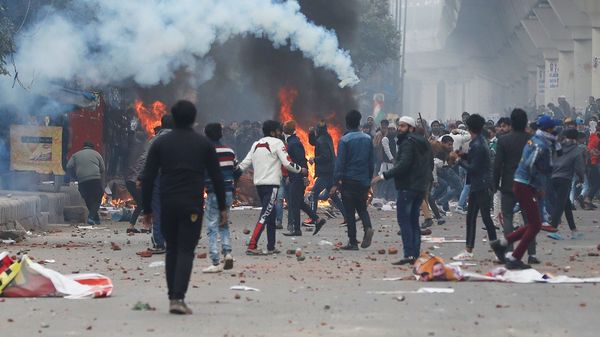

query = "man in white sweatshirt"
[[238, 120, 307, 255]]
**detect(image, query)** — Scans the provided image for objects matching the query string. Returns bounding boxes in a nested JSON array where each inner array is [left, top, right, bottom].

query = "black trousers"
[[588, 164, 600, 200], [340, 180, 372, 246], [125, 180, 143, 226], [550, 177, 576, 230], [160, 198, 203, 300], [288, 179, 318, 232], [78, 179, 103, 222], [466, 189, 497, 249], [500, 191, 536, 255]]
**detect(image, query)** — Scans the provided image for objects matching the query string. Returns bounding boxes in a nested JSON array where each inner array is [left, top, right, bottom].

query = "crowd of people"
[[64, 95, 600, 314]]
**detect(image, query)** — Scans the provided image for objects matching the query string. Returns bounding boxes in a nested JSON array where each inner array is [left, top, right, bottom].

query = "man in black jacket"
[[452, 114, 497, 261], [493, 109, 537, 264], [373, 116, 432, 265], [141, 100, 227, 315], [283, 121, 326, 236], [308, 121, 346, 224]]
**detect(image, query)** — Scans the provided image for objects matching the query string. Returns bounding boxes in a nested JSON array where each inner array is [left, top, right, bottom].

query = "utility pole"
[[398, 0, 408, 116]]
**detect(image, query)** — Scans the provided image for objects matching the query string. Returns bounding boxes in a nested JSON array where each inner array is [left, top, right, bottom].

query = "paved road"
[[2, 206, 600, 336]]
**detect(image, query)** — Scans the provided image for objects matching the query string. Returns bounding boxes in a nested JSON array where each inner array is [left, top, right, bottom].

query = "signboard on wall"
[[10, 125, 65, 175], [547, 62, 559, 89], [538, 66, 545, 95]]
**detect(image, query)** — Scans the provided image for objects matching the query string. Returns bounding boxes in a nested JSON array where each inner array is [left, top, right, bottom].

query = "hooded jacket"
[[552, 140, 585, 181], [514, 133, 553, 190], [238, 136, 302, 186], [383, 132, 432, 193], [309, 125, 335, 177]]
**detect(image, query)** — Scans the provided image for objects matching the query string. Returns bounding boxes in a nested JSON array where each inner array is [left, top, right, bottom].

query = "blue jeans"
[[396, 190, 424, 258], [151, 177, 165, 248], [310, 175, 345, 218], [205, 191, 233, 265], [275, 178, 287, 227], [458, 184, 470, 209]]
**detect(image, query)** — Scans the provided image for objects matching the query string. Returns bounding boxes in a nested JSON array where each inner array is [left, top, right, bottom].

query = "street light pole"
[[399, 0, 408, 116]]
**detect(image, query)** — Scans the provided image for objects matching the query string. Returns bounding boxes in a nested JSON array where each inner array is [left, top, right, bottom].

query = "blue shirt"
[[334, 130, 374, 187]]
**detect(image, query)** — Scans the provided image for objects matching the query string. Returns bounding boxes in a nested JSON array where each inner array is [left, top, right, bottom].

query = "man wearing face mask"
[[373, 116, 433, 265], [491, 115, 560, 270]]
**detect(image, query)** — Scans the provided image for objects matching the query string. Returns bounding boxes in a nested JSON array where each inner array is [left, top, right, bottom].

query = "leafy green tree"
[[0, 4, 13, 76], [353, 0, 400, 76]]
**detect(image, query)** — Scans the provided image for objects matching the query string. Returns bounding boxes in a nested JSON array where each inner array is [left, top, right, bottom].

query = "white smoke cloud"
[[1, 0, 359, 107]]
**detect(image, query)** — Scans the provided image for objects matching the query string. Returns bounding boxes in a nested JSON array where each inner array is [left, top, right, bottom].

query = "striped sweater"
[[205, 141, 239, 193]]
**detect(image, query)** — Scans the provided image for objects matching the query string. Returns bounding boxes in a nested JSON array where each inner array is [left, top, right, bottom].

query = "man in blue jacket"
[[283, 121, 326, 236], [330, 110, 375, 250], [491, 115, 558, 270]]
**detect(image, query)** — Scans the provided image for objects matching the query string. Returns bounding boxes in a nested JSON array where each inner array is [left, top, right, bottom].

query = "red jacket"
[[588, 133, 600, 165]]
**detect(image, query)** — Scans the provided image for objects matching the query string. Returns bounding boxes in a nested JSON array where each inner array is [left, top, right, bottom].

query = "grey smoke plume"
[[1, 0, 358, 102]]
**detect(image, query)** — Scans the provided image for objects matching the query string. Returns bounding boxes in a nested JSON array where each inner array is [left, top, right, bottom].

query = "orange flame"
[[278, 86, 343, 193], [134, 99, 167, 137]]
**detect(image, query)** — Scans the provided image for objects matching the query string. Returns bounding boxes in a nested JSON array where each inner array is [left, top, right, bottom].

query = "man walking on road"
[[67, 141, 105, 226], [238, 120, 307, 255], [202, 123, 239, 273], [493, 109, 538, 264], [141, 101, 227, 315], [282, 121, 326, 237], [330, 110, 375, 250], [491, 115, 558, 270]]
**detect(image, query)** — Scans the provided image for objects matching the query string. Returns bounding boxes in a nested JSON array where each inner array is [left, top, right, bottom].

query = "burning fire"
[[278, 86, 343, 192], [134, 99, 167, 137], [101, 193, 134, 208]]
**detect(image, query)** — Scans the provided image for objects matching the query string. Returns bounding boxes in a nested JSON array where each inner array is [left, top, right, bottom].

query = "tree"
[[0, 4, 13, 76], [353, 0, 401, 76]]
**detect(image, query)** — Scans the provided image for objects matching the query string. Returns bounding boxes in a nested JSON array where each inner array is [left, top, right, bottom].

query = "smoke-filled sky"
[[0, 0, 360, 120]]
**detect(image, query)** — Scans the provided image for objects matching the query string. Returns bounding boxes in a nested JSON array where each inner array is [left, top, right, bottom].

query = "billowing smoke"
[[0, 0, 359, 116]]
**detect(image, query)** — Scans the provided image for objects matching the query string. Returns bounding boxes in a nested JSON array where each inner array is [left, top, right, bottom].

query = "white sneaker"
[[202, 264, 223, 273], [452, 250, 474, 261], [455, 206, 468, 215], [223, 254, 234, 270]]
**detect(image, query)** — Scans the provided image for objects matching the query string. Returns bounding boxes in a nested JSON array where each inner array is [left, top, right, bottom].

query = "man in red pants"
[[491, 116, 559, 270]]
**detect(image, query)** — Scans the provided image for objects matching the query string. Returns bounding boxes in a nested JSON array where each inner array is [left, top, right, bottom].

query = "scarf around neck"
[[536, 129, 561, 153]]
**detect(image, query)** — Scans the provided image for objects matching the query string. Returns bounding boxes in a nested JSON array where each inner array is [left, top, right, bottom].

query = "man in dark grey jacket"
[[493, 109, 538, 264], [67, 141, 105, 225], [452, 114, 497, 261], [373, 116, 432, 265], [546, 129, 585, 239]]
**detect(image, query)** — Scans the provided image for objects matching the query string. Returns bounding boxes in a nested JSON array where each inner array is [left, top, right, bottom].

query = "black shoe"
[[577, 195, 585, 208], [505, 259, 531, 270], [283, 231, 302, 237], [421, 218, 433, 229], [420, 229, 432, 236], [361, 228, 374, 248], [275, 223, 284, 230], [436, 218, 446, 226], [391, 257, 416, 265], [490, 240, 507, 263], [527, 256, 541, 265], [126, 227, 140, 234], [340, 243, 359, 251], [313, 219, 327, 236]]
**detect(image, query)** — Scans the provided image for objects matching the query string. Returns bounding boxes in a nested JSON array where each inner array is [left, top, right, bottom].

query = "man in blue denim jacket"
[[491, 115, 559, 270], [330, 110, 375, 250]]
